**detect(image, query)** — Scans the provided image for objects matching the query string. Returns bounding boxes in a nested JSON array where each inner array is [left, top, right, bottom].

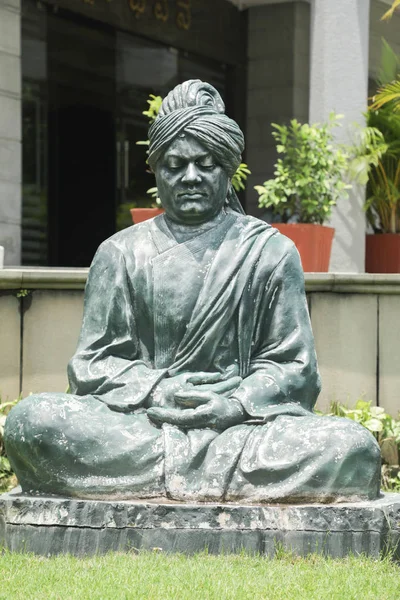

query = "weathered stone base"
[[1, 489, 400, 558]]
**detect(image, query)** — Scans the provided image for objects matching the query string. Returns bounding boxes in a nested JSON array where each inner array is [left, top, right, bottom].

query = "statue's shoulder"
[[96, 219, 155, 256], [234, 214, 297, 263]]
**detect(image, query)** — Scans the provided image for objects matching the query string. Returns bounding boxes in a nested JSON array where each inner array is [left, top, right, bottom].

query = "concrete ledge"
[[305, 273, 400, 295], [1, 269, 400, 293], [0, 268, 89, 290], [1, 490, 399, 557]]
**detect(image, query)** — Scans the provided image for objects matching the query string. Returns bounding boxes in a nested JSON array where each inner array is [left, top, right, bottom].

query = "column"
[[0, 0, 21, 265], [309, 0, 371, 272]]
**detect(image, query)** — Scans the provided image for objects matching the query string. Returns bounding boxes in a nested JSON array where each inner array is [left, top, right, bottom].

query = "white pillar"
[[309, 0, 370, 273], [0, 0, 21, 265]]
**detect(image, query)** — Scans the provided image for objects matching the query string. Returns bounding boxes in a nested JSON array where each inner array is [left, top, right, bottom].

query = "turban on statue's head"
[[148, 80, 246, 214]]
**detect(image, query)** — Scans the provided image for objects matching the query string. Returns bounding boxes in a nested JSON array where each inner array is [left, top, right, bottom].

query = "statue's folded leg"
[[4, 393, 165, 499], [223, 414, 381, 503]]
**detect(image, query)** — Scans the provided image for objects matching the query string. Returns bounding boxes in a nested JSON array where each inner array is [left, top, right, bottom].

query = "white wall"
[[309, 0, 371, 273], [1, 272, 400, 417]]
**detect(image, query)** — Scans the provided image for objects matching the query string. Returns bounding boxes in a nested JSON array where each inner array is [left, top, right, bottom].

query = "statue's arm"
[[232, 244, 321, 420], [67, 240, 167, 412]]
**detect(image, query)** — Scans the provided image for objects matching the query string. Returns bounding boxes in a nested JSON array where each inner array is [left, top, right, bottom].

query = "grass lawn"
[[0, 551, 399, 600]]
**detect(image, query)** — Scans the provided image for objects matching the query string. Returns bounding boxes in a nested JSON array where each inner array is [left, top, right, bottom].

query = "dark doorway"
[[48, 101, 115, 267], [47, 14, 116, 267]]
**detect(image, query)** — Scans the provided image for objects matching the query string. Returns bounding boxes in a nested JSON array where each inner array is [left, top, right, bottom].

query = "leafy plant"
[[0, 397, 19, 492], [366, 41, 400, 233], [255, 114, 387, 225], [370, 4, 400, 113], [327, 399, 400, 442], [371, 79, 400, 113], [326, 399, 400, 493], [254, 115, 352, 224], [136, 93, 251, 206], [231, 163, 251, 192], [16, 289, 30, 299]]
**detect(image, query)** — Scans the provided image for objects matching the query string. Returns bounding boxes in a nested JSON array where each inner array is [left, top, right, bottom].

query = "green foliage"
[[146, 186, 161, 206], [254, 115, 352, 225], [327, 399, 400, 441], [370, 37, 400, 114], [231, 163, 251, 193], [367, 41, 400, 233], [1, 552, 400, 599], [346, 125, 388, 186], [142, 94, 163, 123], [255, 110, 388, 226], [377, 39, 400, 89], [0, 397, 19, 492], [371, 78, 400, 113], [326, 399, 400, 493]]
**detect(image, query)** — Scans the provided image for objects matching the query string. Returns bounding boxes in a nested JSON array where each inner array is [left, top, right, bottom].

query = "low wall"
[[0, 269, 399, 416]]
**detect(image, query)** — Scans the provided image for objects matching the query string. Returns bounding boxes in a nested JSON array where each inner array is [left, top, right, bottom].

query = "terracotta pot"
[[130, 208, 164, 224], [273, 223, 335, 272], [366, 233, 400, 273]]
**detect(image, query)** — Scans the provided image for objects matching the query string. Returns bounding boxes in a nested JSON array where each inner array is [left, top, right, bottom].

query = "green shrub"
[[325, 399, 400, 492], [0, 397, 19, 492]]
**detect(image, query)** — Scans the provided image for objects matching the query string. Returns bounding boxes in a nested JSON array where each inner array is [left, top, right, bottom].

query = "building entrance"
[[22, 1, 228, 267]]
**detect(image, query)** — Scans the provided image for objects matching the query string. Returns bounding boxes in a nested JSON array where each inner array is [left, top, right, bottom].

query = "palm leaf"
[[381, 0, 400, 21], [370, 79, 400, 112], [378, 38, 400, 86]]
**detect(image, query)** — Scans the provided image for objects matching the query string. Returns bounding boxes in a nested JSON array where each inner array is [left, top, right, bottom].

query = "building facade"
[[0, 0, 399, 269]]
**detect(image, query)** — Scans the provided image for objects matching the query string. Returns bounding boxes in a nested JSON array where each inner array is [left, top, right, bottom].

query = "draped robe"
[[4, 213, 381, 502]]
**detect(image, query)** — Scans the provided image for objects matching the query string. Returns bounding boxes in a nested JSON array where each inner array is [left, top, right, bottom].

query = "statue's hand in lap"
[[147, 370, 245, 431], [148, 366, 241, 409]]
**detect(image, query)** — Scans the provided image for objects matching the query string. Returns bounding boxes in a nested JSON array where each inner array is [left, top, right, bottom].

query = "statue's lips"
[[177, 192, 207, 201]]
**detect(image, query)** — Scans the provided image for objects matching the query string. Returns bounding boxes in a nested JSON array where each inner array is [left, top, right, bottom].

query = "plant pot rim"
[[273, 223, 334, 231], [130, 207, 163, 212], [366, 232, 400, 237]]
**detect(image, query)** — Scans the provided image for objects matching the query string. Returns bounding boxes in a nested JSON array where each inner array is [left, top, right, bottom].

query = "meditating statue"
[[5, 80, 380, 503]]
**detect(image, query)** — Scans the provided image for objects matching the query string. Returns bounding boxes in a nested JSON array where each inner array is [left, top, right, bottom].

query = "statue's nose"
[[182, 162, 202, 184]]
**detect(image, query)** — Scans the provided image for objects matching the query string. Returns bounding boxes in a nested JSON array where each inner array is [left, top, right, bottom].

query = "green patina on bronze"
[[4, 80, 381, 503]]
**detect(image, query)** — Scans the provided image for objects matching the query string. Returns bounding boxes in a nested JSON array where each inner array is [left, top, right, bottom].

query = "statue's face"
[[154, 134, 229, 225]]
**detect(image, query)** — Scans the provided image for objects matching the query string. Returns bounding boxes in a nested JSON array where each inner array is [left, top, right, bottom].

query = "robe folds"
[[4, 213, 381, 503]]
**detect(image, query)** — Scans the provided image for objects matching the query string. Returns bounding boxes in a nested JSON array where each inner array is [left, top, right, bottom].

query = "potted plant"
[[365, 41, 400, 273], [254, 115, 351, 271], [133, 94, 251, 224], [254, 115, 386, 272], [129, 188, 164, 225], [364, 107, 400, 272]]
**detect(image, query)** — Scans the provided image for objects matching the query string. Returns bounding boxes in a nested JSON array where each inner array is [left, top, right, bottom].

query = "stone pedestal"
[[1, 489, 400, 558]]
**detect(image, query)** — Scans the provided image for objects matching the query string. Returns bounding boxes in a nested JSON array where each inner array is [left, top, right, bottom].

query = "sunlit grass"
[[0, 551, 399, 600]]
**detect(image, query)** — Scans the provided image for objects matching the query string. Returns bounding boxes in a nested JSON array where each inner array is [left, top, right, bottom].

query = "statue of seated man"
[[5, 80, 380, 503]]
